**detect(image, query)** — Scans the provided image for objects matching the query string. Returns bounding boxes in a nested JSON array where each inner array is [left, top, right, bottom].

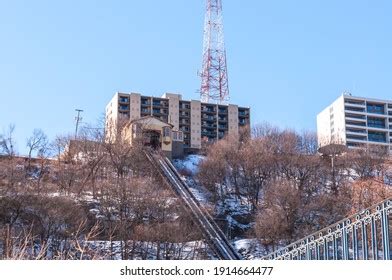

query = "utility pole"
[[74, 109, 83, 139], [200, 0, 230, 104]]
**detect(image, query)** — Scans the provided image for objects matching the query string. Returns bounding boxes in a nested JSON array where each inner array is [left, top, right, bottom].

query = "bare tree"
[[0, 124, 16, 157], [26, 129, 48, 163]]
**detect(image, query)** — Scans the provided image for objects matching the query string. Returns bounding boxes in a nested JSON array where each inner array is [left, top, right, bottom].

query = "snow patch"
[[173, 155, 204, 175]]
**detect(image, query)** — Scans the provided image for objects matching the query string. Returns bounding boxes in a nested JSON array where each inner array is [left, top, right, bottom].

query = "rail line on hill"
[[145, 151, 241, 260]]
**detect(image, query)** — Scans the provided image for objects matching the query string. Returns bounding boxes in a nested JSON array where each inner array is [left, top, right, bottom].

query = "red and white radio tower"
[[200, 0, 229, 104]]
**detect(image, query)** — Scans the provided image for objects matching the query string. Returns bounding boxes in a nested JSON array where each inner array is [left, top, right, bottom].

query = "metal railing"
[[263, 198, 391, 260]]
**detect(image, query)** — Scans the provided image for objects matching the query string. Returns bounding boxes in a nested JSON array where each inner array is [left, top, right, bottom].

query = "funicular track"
[[145, 151, 241, 260]]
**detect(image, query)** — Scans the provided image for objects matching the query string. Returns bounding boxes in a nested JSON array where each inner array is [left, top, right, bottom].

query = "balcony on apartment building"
[[141, 98, 151, 106], [367, 117, 387, 130], [202, 129, 217, 137], [346, 134, 367, 142], [179, 102, 191, 110], [119, 96, 129, 104], [346, 119, 367, 127], [218, 116, 227, 122], [201, 105, 216, 113], [345, 113, 366, 121], [119, 105, 129, 111], [180, 119, 190, 125], [368, 131, 387, 143], [344, 99, 366, 106], [238, 110, 249, 117], [202, 122, 217, 129], [180, 111, 190, 118], [239, 119, 248, 126], [141, 108, 151, 114], [152, 108, 168, 115], [202, 114, 216, 121], [179, 125, 190, 133], [366, 103, 385, 115], [345, 106, 366, 113], [218, 124, 228, 130], [346, 127, 367, 135], [119, 112, 129, 118], [152, 99, 169, 107], [218, 107, 228, 114]]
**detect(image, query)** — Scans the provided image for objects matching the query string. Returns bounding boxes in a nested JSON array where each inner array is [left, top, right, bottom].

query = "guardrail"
[[263, 198, 391, 260]]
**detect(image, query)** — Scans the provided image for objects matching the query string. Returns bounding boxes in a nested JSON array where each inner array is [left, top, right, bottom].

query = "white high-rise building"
[[317, 93, 392, 154]]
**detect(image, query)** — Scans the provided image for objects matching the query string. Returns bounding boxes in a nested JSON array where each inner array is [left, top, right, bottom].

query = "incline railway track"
[[145, 151, 241, 260]]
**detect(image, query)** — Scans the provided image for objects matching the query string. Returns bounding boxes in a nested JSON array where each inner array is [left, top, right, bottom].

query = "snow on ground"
[[174, 154, 254, 239], [183, 178, 210, 205], [233, 239, 272, 260], [216, 196, 252, 217], [173, 154, 204, 175]]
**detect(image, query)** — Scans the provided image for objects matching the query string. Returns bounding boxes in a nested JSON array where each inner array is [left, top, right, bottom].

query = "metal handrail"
[[263, 197, 392, 260]]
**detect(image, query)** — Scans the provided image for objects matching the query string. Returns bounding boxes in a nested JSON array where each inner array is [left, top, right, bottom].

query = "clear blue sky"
[[1, 0, 392, 154]]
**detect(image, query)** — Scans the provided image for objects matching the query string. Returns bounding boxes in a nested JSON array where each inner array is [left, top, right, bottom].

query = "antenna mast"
[[200, 0, 229, 104]]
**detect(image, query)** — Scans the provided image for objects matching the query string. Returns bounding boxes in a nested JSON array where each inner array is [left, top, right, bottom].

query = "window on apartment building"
[[119, 105, 129, 110], [368, 131, 387, 143], [119, 97, 129, 103], [367, 103, 385, 114], [367, 117, 385, 129]]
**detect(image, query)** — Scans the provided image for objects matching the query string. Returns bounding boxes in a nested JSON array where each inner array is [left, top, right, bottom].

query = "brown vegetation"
[[198, 123, 391, 250], [0, 122, 204, 260]]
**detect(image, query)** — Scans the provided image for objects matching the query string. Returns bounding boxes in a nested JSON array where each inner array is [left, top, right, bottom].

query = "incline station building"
[[105, 92, 250, 158]]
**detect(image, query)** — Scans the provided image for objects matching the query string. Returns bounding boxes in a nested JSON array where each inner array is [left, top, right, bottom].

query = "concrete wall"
[[105, 93, 119, 142], [228, 104, 239, 136], [129, 93, 141, 121], [333, 96, 346, 143], [190, 100, 202, 149], [165, 93, 180, 130], [317, 95, 349, 147], [172, 141, 184, 159], [316, 106, 331, 147]]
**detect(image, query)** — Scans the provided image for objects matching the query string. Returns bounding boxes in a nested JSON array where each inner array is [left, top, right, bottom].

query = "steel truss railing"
[[263, 198, 392, 260]]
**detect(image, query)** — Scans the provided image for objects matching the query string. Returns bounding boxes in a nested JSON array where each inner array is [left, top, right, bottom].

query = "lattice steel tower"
[[200, 0, 229, 104]]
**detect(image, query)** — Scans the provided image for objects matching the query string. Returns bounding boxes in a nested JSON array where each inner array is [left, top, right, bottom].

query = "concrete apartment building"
[[105, 92, 250, 156], [317, 93, 392, 154]]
